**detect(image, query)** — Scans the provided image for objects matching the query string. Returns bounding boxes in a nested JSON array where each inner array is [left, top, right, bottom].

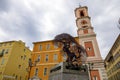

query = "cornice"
[[78, 33, 96, 38], [32, 49, 61, 54], [76, 16, 91, 22]]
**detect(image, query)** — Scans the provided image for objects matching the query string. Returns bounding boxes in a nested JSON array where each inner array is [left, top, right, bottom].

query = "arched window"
[[80, 11, 84, 17]]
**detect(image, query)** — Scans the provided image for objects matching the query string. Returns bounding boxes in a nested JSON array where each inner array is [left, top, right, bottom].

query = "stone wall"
[[49, 62, 89, 80]]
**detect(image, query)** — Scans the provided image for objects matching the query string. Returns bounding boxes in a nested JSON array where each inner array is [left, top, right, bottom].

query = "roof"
[[0, 40, 15, 44], [0, 40, 25, 44], [33, 36, 79, 44], [105, 34, 120, 61], [74, 6, 88, 12]]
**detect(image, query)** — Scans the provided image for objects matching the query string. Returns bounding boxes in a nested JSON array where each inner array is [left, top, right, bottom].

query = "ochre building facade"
[[30, 37, 79, 80]]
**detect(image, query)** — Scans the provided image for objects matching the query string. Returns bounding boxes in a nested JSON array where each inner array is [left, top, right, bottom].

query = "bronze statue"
[[54, 33, 87, 69]]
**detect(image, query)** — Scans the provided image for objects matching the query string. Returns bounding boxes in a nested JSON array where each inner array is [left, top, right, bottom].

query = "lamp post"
[[87, 62, 94, 80], [28, 58, 32, 80], [28, 58, 41, 80]]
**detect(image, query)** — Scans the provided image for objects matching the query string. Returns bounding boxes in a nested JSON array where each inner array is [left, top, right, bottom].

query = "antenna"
[[117, 18, 120, 30], [118, 18, 120, 24]]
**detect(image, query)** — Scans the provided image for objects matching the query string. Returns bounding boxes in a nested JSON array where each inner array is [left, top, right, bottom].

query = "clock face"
[[81, 20, 87, 25]]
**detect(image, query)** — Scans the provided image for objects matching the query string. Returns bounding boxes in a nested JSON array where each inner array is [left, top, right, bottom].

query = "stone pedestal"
[[49, 62, 89, 80]]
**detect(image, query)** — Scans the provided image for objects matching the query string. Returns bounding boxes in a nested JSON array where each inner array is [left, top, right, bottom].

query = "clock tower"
[[75, 6, 107, 80]]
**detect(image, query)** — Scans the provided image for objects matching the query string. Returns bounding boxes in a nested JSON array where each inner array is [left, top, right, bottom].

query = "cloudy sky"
[[0, 0, 120, 59]]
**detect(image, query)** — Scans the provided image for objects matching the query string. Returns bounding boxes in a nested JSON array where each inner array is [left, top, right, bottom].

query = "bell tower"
[[75, 6, 107, 80], [75, 6, 93, 35], [75, 6, 102, 60]]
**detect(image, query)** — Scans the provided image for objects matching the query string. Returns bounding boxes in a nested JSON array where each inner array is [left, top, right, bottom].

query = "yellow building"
[[30, 37, 79, 80], [0, 40, 31, 80], [105, 34, 120, 80]]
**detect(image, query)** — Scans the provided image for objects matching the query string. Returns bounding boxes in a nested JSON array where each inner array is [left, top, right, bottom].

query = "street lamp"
[[31, 76, 41, 80], [87, 62, 94, 80], [28, 58, 41, 80]]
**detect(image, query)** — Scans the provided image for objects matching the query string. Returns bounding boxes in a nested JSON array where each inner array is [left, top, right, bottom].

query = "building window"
[[0, 49, 4, 57], [54, 54, 58, 61], [44, 68, 47, 76], [35, 68, 38, 76], [15, 75, 18, 79], [54, 43, 58, 49], [5, 49, 9, 54], [39, 45, 42, 51], [45, 55, 49, 62], [13, 74, 15, 76], [0, 49, 5, 56], [46, 44, 50, 50], [2, 49, 5, 52], [87, 47, 91, 51], [23, 55, 26, 60], [18, 65, 21, 69], [80, 10, 84, 17], [21, 56, 23, 59], [1, 58, 5, 65], [9, 43, 12, 45], [0, 44, 2, 47], [24, 49, 26, 52], [20, 76, 22, 80], [37, 55, 40, 62], [4, 43, 7, 46], [82, 26, 87, 28]]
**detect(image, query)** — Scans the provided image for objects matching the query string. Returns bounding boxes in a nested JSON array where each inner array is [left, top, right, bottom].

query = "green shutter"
[[0, 52, 3, 57], [0, 49, 4, 57]]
